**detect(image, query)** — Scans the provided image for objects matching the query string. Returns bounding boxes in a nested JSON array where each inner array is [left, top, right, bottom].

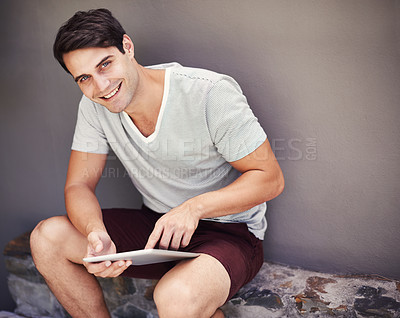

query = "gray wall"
[[1, 0, 399, 311]]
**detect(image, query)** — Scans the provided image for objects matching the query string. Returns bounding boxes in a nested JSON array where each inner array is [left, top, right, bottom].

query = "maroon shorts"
[[102, 206, 264, 301]]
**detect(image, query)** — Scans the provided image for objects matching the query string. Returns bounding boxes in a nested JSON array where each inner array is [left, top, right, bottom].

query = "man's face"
[[63, 40, 138, 114]]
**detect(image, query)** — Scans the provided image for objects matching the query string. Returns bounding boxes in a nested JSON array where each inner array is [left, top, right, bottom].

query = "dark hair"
[[53, 8, 126, 73]]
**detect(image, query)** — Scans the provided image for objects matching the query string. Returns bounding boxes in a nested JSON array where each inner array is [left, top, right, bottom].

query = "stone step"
[[4, 232, 400, 317], [0, 311, 29, 318]]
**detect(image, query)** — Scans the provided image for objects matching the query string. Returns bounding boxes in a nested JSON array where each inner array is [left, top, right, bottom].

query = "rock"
[[4, 232, 400, 318], [3, 232, 31, 259], [0, 311, 34, 318], [7, 274, 69, 318], [5, 256, 45, 284], [237, 287, 283, 309], [354, 286, 400, 317], [112, 303, 154, 318]]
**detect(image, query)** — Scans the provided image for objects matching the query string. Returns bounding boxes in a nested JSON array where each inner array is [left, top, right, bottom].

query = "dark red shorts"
[[102, 206, 264, 301]]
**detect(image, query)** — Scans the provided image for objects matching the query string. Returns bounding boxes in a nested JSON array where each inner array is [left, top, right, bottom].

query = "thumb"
[[87, 232, 104, 254]]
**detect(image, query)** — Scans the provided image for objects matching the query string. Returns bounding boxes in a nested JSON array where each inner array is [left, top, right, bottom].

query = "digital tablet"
[[83, 249, 200, 265]]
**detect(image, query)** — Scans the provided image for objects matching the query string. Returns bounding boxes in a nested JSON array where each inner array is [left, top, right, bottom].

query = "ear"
[[122, 34, 135, 57]]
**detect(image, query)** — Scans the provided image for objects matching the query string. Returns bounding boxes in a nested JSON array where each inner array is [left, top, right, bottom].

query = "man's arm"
[[65, 150, 132, 276], [145, 139, 284, 250], [65, 150, 107, 236]]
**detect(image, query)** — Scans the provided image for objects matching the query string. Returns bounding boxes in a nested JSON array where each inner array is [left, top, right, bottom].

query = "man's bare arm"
[[64, 150, 108, 236], [192, 139, 284, 218], [146, 139, 284, 249], [64, 150, 132, 276]]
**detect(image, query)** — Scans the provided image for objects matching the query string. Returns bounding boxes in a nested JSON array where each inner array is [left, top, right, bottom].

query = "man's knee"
[[153, 278, 209, 318], [30, 215, 71, 260]]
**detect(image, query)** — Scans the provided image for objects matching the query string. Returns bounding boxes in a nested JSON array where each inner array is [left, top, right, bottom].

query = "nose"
[[93, 75, 111, 96]]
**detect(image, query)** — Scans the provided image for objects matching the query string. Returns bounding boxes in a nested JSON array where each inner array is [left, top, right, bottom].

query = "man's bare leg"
[[30, 215, 110, 318], [153, 254, 230, 318], [211, 309, 225, 318]]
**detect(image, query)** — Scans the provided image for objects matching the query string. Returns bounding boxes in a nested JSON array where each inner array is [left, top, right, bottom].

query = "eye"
[[101, 61, 111, 69], [79, 75, 90, 83]]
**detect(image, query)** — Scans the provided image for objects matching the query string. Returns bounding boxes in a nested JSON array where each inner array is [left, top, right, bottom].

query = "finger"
[[85, 260, 112, 275], [108, 261, 132, 277], [169, 231, 184, 250], [87, 234, 104, 254], [145, 225, 164, 249], [158, 228, 173, 250], [97, 261, 132, 278], [94, 264, 117, 278], [94, 241, 103, 253], [86, 245, 103, 257], [88, 261, 119, 277], [180, 231, 193, 248]]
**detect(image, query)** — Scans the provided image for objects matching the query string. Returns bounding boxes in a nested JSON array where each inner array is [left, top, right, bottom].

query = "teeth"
[[103, 85, 120, 99]]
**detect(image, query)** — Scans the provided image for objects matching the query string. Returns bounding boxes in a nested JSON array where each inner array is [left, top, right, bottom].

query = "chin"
[[107, 104, 128, 114], [94, 99, 124, 113]]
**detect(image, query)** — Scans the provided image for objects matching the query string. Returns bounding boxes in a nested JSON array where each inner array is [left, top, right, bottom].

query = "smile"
[[102, 83, 121, 99]]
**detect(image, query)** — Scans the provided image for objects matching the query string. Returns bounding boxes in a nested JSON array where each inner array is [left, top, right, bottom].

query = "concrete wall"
[[1, 0, 399, 311]]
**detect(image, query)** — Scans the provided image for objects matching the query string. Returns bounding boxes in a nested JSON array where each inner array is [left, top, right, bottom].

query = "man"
[[30, 8, 284, 318]]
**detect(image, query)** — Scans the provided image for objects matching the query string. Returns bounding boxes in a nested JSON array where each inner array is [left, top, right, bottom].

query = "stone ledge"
[[4, 232, 400, 317]]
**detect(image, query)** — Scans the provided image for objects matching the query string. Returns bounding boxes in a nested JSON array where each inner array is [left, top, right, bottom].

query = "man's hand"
[[145, 204, 200, 250], [83, 231, 132, 278]]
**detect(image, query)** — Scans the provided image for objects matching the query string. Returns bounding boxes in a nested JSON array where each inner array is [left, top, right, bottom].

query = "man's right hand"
[[83, 231, 132, 278]]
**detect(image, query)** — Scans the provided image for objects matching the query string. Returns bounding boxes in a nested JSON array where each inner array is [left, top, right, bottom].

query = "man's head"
[[53, 8, 126, 74], [54, 9, 140, 114]]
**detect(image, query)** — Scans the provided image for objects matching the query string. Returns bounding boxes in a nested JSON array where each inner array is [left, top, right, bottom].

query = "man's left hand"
[[145, 204, 200, 250]]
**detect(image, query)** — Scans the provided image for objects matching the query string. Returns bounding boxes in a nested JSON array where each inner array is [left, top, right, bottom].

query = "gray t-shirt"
[[72, 62, 268, 239]]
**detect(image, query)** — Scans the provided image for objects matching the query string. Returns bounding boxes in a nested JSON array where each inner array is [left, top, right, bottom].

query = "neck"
[[124, 66, 165, 136]]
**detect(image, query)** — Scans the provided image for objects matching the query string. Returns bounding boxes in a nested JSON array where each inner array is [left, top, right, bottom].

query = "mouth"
[[101, 83, 121, 100]]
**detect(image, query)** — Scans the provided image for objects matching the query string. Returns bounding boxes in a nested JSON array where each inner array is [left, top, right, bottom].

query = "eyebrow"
[[74, 55, 114, 82]]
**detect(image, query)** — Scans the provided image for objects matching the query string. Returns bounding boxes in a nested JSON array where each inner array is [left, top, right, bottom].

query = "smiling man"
[[30, 8, 284, 318]]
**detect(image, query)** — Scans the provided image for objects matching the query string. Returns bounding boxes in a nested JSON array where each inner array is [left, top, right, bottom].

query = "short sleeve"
[[206, 77, 267, 162], [71, 95, 110, 154]]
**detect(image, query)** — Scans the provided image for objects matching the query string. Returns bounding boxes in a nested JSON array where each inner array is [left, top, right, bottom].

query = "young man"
[[30, 8, 284, 318]]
